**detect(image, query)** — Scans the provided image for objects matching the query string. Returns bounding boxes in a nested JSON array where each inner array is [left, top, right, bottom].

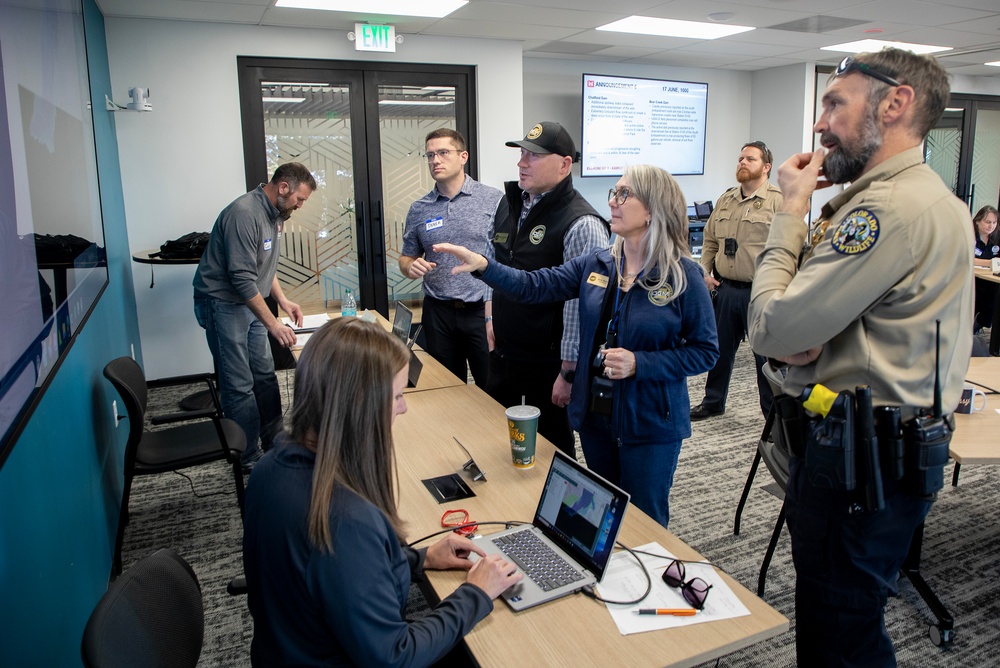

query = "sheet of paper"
[[596, 542, 750, 635], [283, 313, 330, 330], [292, 332, 312, 350]]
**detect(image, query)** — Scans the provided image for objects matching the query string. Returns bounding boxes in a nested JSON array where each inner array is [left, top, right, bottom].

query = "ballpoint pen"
[[633, 608, 697, 616]]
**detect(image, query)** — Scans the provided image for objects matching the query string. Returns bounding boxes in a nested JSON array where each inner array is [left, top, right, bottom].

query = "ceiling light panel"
[[598, 16, 755, 40], [821, 39, 952, 55], [274, 0, 467, 19]]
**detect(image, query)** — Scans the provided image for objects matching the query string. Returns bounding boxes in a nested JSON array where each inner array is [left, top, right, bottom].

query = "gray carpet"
[[123, 347, 1000, 667]]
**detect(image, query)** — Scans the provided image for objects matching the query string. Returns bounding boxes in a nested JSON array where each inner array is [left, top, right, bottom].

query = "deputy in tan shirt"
[[691, 141, 782, 421], [748, 48, 972, 666]]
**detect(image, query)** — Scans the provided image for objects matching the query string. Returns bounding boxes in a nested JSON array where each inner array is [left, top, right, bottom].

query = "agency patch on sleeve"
[[831, 209, 879, 255]]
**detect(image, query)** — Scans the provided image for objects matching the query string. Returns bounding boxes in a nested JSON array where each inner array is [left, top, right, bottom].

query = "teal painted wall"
[[0, 0, 141, 664]]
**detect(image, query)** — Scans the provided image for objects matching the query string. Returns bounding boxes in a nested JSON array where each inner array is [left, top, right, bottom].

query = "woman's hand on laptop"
[[467, 554, 524, 599], [425, 533, 485, 571]]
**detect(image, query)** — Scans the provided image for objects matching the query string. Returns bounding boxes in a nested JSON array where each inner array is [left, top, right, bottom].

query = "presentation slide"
[[582, 73, 708, 178]]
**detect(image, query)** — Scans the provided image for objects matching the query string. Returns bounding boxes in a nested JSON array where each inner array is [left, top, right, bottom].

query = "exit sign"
[[356, 24, 396, 52]]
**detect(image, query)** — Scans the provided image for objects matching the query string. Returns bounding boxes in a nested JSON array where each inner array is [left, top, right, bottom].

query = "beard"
[[275, 194, 295, 221], [821, 106, 882, 184], [736, 164, 764, 184]]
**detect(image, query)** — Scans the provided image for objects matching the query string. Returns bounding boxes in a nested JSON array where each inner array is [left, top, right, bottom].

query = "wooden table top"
[[973, 267, 1000, 285], [391, 383, 789, 668], [950, 357, 1000, 466], [292, 311, 466, 393]]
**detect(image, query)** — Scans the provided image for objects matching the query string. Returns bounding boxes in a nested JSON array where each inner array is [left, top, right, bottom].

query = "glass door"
[[931, 94, 1000, 214], [237, 58, 475, 318]]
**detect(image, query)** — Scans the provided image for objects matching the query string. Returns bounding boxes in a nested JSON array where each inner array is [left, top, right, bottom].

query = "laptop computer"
[[391, 303, 423, 388], [473, 450, 630, 611]]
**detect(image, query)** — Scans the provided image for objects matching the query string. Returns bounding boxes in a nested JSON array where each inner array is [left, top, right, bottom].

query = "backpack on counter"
[[151, 232, 210, 260]]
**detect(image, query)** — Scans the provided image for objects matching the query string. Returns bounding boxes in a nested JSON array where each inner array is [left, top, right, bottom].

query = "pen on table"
[[633, 608, 697, 616]]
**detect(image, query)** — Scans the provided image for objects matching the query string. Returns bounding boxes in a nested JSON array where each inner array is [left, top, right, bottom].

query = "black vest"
[[492, 175, 606, 360]]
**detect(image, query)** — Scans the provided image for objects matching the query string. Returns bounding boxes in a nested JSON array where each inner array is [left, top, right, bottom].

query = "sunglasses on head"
[[662, 559, 713, 610], [835, 56, 901, 87]]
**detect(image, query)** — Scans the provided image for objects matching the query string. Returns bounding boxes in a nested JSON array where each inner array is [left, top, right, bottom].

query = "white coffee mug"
[[992, 257, 1000, 275], [956, 385, 987, 414]]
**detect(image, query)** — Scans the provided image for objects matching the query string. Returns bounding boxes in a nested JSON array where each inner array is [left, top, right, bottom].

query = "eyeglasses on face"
[[661, 559, 713, 610], [424, 149, 455, 162], [835, 56, 901, 87], [608, 186, 632, 205]]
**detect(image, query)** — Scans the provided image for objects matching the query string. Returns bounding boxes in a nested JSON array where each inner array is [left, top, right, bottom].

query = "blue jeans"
[[578, 413, 681, 528], [194, 298, 280, 464]]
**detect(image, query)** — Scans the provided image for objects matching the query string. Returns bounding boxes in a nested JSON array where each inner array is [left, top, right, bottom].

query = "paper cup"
[[506, 405, 540, 469]]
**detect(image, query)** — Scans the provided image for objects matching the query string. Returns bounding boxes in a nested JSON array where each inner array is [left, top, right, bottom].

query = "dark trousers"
[[786, 458, 934, 667], [486, 352, 574, 457], [421, 297, 489, 386], [700, 281, 772, 416], [974, 279, 996, 332]]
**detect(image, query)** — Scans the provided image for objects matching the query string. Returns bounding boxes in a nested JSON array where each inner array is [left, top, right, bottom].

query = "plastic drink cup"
[[505, 405, 540, 468]]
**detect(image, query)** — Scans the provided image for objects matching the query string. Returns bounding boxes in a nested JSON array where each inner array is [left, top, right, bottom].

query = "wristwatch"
[[559, 368, 576, 383]]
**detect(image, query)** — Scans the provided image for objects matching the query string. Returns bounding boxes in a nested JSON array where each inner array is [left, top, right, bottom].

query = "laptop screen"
[[687, 205, 697, 219], [392, 303, 413, 343], [694, 200, 713, 220], [533, 451, 630, 582]]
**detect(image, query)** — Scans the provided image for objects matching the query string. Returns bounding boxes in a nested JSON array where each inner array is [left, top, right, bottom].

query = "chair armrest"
[[145, 372, 217, 389], [150, 407, 217, 425], [227, 577, 248, 596]]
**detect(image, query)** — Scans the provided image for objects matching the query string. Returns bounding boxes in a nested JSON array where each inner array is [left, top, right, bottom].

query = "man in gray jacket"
[[193, 162, 316, 470]]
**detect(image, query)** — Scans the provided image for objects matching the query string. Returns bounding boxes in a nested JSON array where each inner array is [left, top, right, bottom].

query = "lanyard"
[[608, 255, 642, 344]]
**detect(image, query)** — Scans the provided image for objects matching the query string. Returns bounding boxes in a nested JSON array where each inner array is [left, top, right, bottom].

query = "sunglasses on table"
[[834, 56, 901, 87], [453, 437, 486, 482], [661, 559, 713, 610]]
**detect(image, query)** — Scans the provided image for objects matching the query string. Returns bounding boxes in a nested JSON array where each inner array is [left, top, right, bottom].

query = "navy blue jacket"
[[480, 249, 718, 445], [243, 436, 493, 666]]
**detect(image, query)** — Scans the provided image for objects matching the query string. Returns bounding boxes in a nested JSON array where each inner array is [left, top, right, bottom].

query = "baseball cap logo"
[[526, 124, 543, 140]]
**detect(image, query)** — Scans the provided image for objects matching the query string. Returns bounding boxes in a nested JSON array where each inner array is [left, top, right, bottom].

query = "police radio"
[[902, 320, 952, 498]]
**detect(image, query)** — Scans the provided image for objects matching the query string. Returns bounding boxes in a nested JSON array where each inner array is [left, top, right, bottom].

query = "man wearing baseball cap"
[[486, 121, 609, 457]]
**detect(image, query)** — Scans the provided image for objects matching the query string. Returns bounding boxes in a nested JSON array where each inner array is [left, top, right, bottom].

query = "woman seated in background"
[[434, 164, 718, 528], [973, 205, 999, 332], [243, 317, 521, 667]]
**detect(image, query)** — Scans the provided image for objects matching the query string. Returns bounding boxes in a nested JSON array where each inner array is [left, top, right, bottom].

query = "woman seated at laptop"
[[242, 317, 522, 666], [434, 164, 719, 528]]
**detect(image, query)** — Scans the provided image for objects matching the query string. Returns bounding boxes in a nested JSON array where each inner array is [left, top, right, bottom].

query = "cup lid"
[[506, 405, 541, 419]]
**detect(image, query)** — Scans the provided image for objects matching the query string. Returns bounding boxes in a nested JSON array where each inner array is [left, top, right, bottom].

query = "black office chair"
[[82, 548, 204, 668], [103, 357, 247, 576]]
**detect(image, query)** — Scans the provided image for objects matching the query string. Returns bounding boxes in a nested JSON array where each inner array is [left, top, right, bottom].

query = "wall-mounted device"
[[127, 87, 152, 112]]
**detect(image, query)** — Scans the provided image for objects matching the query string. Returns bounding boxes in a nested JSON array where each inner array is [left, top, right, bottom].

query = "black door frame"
[[236, 56, 477, 316], [945, 93, 1000, 211]]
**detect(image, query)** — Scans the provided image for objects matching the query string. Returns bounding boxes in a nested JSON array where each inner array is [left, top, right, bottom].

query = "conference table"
[[952, 356, 1000, 482], [391, 380, 789, 667]]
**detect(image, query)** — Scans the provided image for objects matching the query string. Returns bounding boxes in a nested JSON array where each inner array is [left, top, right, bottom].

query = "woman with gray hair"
[[435, 164, 718, 528]]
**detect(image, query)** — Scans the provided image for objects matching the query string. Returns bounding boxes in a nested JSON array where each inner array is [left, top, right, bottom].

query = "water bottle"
[[341, 288, 357, 317]]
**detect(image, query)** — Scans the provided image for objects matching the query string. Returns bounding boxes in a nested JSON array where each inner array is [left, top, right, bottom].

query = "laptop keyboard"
[[492, 530, 585, 592]]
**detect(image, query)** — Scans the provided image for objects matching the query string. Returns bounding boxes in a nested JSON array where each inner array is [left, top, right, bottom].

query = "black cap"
[[505, 122, 579, 161]]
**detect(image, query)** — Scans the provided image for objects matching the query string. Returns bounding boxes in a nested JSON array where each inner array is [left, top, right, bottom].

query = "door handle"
[[374, 200, 387, 268]]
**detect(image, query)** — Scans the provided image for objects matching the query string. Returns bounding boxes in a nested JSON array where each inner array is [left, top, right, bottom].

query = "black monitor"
[[687, 205, 697, 219], [694, 200, 713, 220]]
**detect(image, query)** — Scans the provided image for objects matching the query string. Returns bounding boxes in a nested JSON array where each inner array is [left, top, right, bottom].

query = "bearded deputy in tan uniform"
[[691, 141, 782, 421], [748, 49, 972, 666]]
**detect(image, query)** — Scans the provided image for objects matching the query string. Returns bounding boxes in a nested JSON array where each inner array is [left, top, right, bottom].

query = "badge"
[[587, 272, 609, 288], [263, 238, 272, 251], [526, 124, 543, 140], [425, 217, 444, 231], [529, 225, 546, 245], [976, 247, 983, 257], [648, 286, 674, 306], [831, 209, 879, 255], [754, 200, 762, 209], [493, 232, 509, 244], [993, 245, 999, 255]]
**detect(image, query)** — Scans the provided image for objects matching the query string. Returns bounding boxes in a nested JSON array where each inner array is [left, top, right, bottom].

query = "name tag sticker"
[[263, 238, 272, 251], [587, 272, 609, 288], [493, 232, 509, 244], [425, 217, 444, 231]]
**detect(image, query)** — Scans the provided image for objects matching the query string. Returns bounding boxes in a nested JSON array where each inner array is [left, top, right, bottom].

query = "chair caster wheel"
[[929, 624, 953, 647]]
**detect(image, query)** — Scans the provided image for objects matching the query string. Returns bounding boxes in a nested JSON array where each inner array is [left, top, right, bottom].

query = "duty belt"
[[721, 278, 753, 290]]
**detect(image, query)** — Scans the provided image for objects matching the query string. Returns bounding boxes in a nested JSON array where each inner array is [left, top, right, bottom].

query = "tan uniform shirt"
[[749, 147, 973, 412], [700, 181, 783, 283]]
